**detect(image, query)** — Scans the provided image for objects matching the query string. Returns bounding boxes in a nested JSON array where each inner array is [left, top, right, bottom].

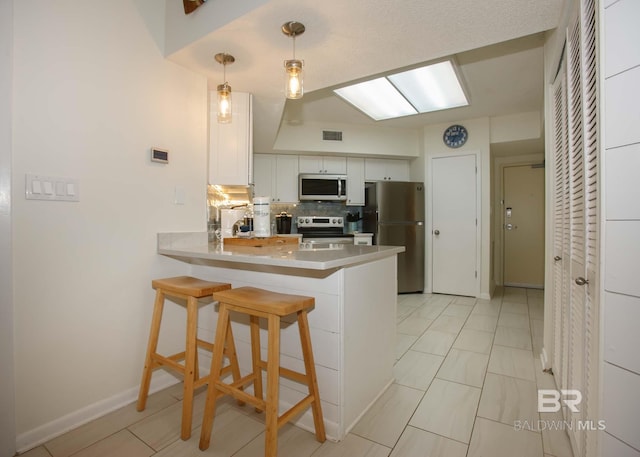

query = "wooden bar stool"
[[136, 276, 241, 440], [199, 286, 326, 456]]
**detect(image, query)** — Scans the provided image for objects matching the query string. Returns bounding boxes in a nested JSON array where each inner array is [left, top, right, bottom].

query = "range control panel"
[[296, 216, 344, 228]]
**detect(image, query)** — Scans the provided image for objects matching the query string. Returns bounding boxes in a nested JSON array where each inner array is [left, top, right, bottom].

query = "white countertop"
[[158, 232, 404, 271]]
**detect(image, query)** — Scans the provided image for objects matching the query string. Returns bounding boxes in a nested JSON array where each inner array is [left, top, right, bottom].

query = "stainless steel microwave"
[[298, 174, 347, 201]]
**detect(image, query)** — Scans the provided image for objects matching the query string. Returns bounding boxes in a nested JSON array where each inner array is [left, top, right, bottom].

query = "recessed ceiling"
[[166, 0, 564, 151], [284, 33, 546, 130]]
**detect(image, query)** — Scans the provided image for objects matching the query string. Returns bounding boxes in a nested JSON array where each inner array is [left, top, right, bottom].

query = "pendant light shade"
[[284, 59, 303, 99], [214, 53, 235, 123], [282, 21, 305, 100], [217, 82, 232, 123]]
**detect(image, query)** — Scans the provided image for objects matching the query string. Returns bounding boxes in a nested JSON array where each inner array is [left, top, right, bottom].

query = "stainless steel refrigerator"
[[363, 181, 425, 293]]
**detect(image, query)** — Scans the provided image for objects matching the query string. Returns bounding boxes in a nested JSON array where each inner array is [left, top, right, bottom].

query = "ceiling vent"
[[322, 130, 343, 141]]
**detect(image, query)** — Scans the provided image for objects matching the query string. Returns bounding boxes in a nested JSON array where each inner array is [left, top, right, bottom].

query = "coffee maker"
[[275, 212, 292, 234]]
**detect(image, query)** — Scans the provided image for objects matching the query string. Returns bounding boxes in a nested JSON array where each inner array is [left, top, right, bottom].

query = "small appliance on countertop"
[[275, 212, 293, 234]]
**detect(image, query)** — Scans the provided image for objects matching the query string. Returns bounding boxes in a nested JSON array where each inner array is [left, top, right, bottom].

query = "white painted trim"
[[503, 282, 544, 289], [16, 371, 179, 454], [342, 378, 394, 438], [540, 347, 549, 370]]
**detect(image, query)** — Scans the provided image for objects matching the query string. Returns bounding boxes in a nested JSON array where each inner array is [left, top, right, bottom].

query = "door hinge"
[[476, 218, 478, 226], [475, 271, 478, 278]]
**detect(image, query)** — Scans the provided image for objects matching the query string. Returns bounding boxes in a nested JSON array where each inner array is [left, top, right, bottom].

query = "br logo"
[[538, 389, 582, 413]]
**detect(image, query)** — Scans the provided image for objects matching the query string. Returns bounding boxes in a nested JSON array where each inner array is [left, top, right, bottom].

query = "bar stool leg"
[[264, 314, 281, 457], [137, 289, 165, 412], [298, 310, 326, 442], [224, 320, 243, 388], [249, 315, 264, 412], [181, 295, 199, 440], [199, 304, 230, 451]]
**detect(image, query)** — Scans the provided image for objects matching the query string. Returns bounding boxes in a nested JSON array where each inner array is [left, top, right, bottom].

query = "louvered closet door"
[[580, 0, 599, 455], [562, 0, 599, 456], [566, 16, 587, 456], [551, 60, 570, 394]]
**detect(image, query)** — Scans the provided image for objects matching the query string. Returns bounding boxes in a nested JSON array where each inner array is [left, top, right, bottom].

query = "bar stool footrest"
[[215, 376, 265, 410], [278, 395, 316, 429]]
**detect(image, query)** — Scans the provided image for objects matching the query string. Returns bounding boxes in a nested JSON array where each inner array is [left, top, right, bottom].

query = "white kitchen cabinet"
[[299, 155, 347, 174], [208, 92, 253, 185], [364, 158, 410, 181], [253, 154, 273, 198], [346, 157, 365, 206], [253, 154, 299, 203]]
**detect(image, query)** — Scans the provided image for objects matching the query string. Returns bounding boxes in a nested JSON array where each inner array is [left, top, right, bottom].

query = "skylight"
[[333, 60, 468, 121]]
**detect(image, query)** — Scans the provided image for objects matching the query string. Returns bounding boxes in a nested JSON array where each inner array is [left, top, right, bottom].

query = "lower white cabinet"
[[253, 154, 299, 203], [364, 158, 410, 181]]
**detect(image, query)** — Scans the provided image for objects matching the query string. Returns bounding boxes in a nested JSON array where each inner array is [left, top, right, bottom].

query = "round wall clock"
[[443, 124, 468, 148]]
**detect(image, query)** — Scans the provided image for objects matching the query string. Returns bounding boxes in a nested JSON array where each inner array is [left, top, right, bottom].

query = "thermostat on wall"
[[151, 147, 169, 164]]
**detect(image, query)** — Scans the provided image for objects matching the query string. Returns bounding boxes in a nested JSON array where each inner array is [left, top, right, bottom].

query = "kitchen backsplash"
[[207, 186, 364, 235], [271, 202, 364, 233]]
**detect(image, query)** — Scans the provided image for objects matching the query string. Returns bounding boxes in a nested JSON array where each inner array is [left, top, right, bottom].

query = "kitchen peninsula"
[[158, 232, 404, 441]]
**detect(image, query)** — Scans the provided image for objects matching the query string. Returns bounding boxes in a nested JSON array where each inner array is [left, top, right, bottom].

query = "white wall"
[[423, 117, 491, 299], [601, 0, 640, 454], [490, 111, 542, 144], [273, 121, 421, 158], [12, 0, 207, 450], [0, 0, 16, 455]]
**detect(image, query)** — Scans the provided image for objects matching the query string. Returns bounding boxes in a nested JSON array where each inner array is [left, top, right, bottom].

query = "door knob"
[[575, 277, 589, 286], [554, 256, 562, 262], [434, 229, 440, 235]]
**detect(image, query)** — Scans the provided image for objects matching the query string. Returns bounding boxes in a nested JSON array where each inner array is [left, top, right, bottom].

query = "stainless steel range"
[[296, 216, 354, 245]]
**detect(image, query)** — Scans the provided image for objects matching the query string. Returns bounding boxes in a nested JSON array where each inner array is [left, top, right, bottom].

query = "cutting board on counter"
[[223, 236, 299, 247]]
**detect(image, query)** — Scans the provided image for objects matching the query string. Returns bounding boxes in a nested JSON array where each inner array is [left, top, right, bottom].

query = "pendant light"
[[281, 21, 305, 100], [214, 53, 235, 123]]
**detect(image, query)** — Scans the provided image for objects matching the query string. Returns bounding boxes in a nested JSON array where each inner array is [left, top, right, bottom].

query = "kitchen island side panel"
[[343, 255, 397, 432]]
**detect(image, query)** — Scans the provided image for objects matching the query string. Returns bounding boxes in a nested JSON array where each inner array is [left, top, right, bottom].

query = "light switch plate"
[[26, 174, 80, 202]]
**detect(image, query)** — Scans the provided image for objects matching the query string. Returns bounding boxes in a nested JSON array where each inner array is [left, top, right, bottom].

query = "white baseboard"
[[540, 347, 549, 370], [16, 371, 179, 454], [503, 282, 544, 289]]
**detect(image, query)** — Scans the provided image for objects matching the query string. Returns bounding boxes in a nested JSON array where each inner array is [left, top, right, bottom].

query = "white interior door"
[[432, 154, 477, 296]]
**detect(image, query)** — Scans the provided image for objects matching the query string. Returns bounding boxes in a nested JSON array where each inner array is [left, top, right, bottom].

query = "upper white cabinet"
[[253, 154, 299, 203], [208, 92, 253, 185], [299, 155, 347, 174], [346, 157, 365, 206], [364, 158, 410, 181]]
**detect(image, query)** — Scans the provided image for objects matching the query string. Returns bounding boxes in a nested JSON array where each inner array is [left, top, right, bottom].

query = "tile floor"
[[21, 287, 575, 457]]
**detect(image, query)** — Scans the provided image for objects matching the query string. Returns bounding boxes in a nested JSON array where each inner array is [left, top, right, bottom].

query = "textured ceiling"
[[167, 0, 565, 151]]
